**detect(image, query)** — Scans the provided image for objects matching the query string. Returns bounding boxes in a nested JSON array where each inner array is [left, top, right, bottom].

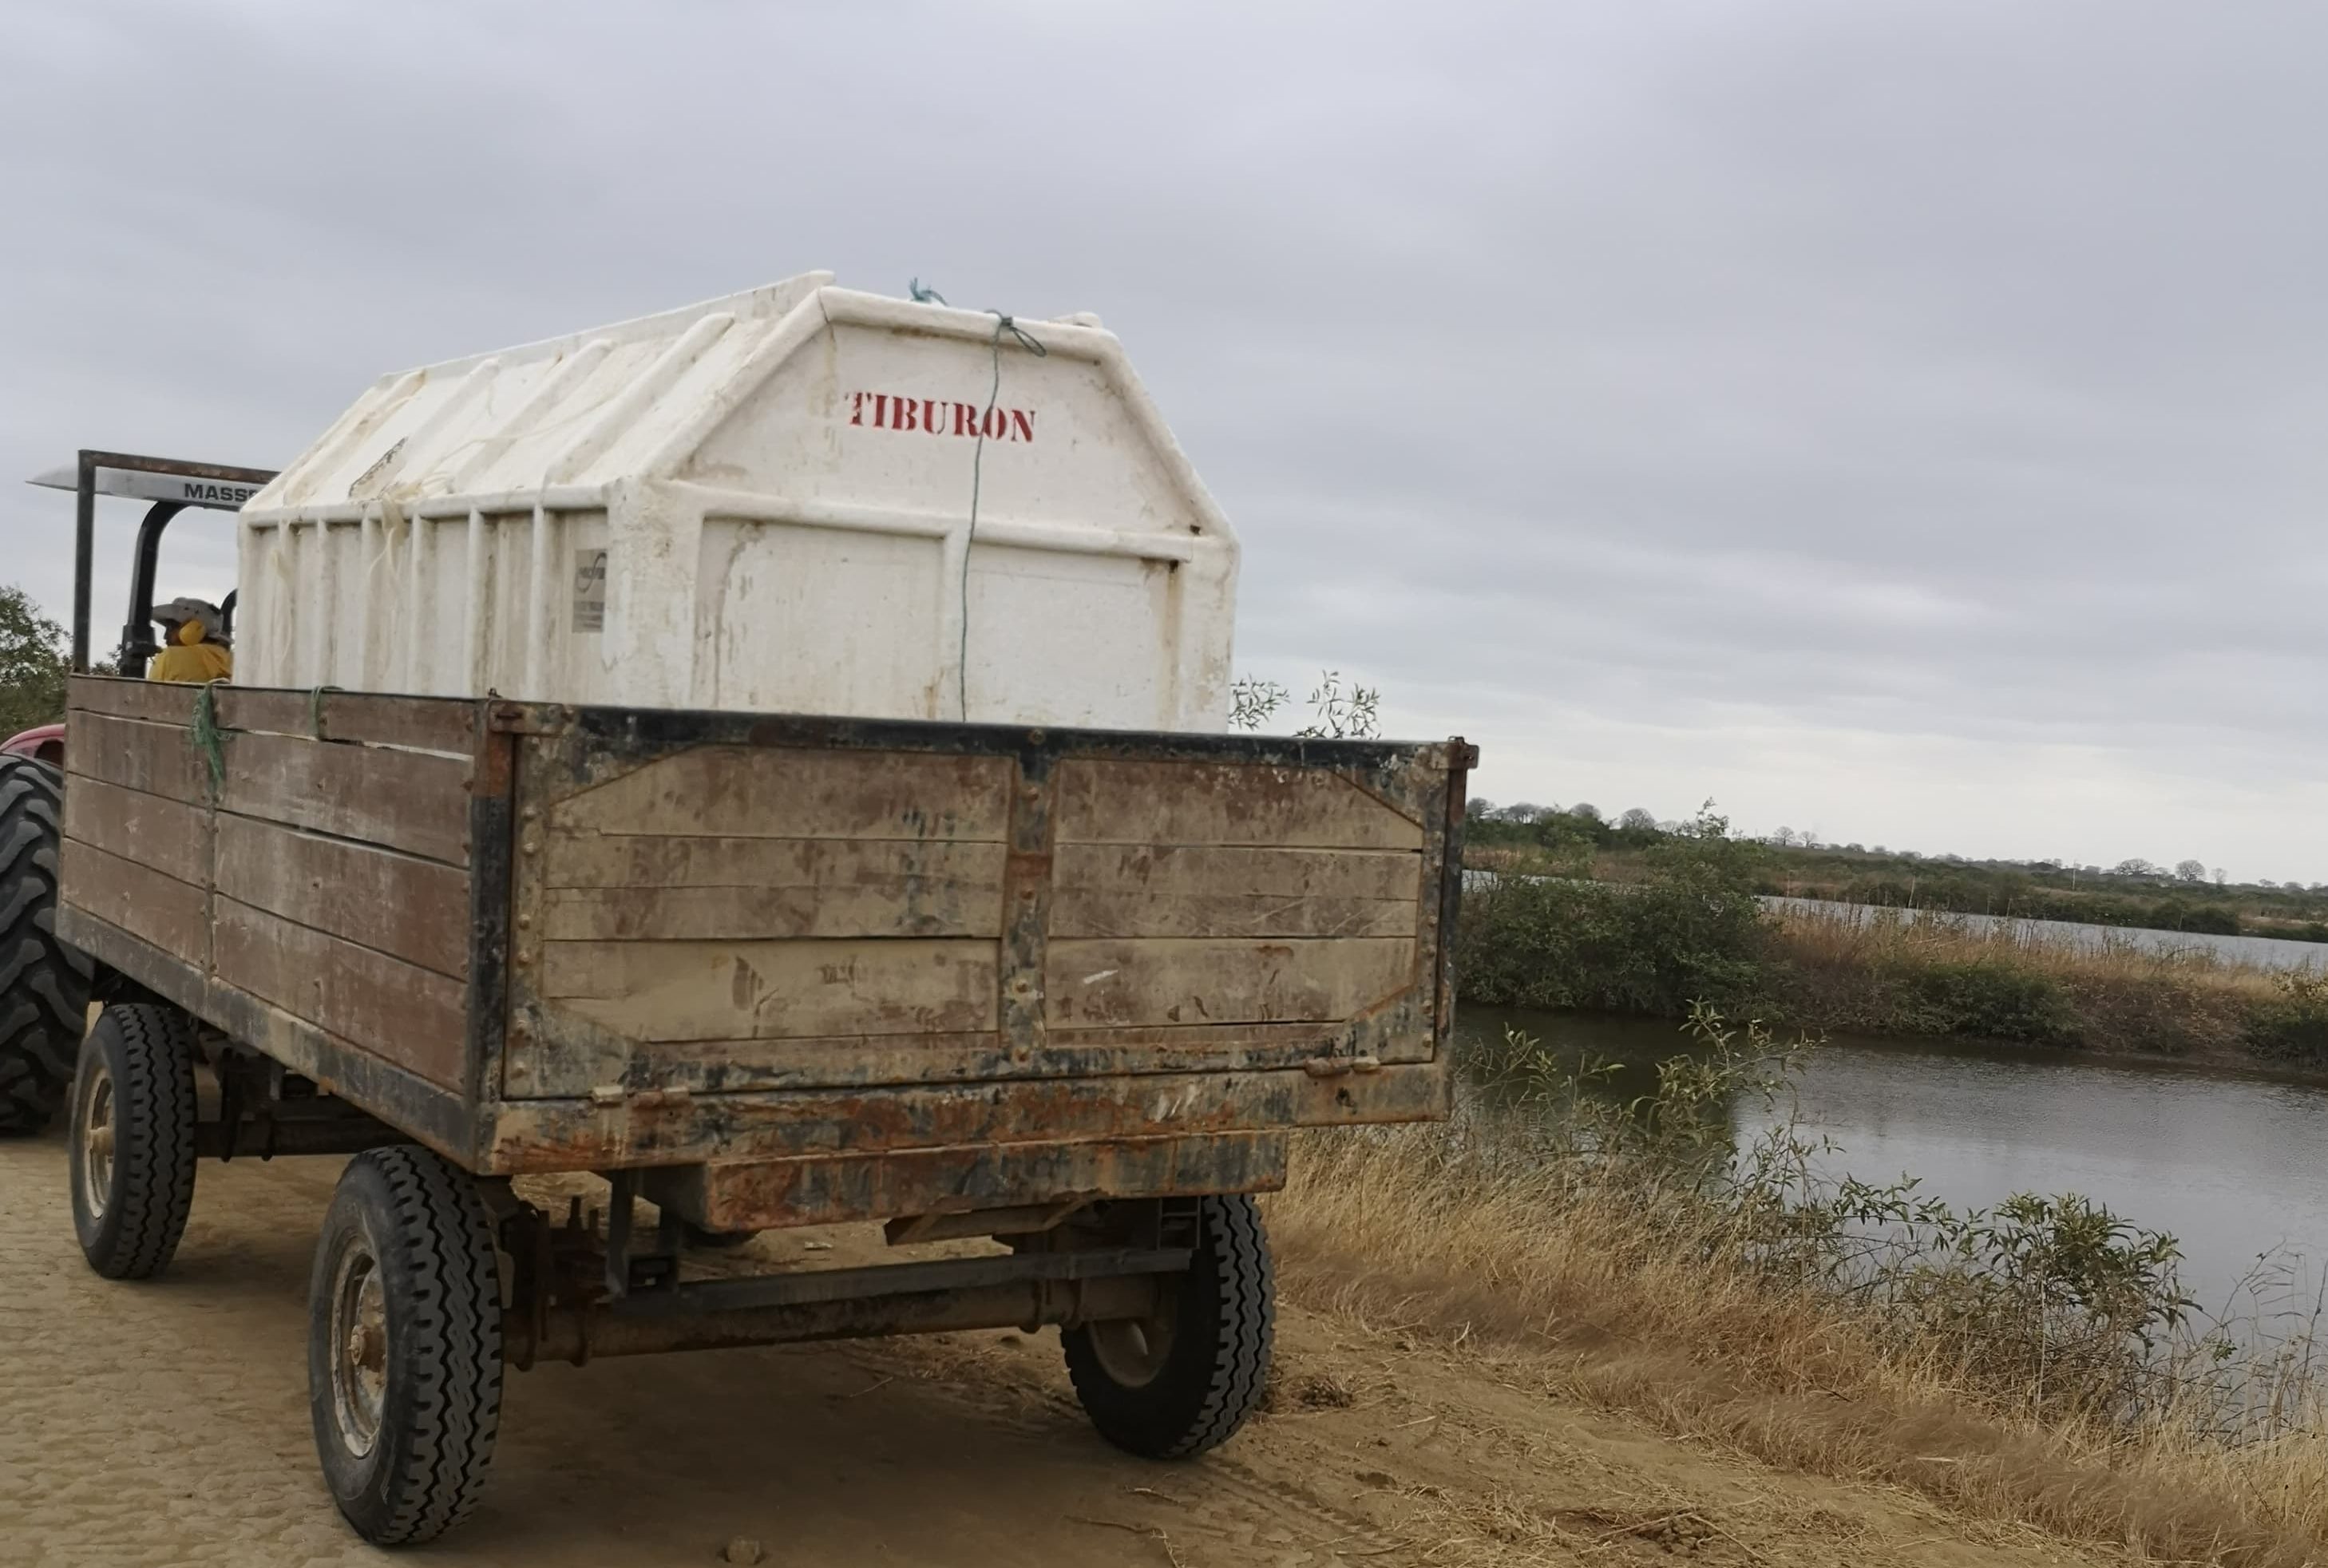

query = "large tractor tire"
[[0, 755, 93, 1134]]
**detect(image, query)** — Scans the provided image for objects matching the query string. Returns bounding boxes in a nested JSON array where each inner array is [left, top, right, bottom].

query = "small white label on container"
[[573, 548, 607, 632]]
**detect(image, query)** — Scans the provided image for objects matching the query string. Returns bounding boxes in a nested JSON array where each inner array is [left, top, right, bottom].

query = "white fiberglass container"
[[238, 272, 1238, 730]]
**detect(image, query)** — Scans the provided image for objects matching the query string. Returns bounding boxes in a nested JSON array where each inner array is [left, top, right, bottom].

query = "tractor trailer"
[[0, 275, 1469, 1545]]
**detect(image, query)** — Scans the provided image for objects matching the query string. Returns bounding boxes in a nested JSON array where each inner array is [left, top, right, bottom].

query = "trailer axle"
[[507, 1266, 1169, 1365]]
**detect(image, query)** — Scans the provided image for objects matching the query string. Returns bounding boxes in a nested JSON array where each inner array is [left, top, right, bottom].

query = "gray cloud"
[[3, 0, 2320, 877]]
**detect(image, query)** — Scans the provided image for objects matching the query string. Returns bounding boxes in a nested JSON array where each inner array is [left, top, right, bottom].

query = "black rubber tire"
[[1063, 1194, 1276, 1459], [308, 1146, 504, 1546], [0, 755, 93, 1134], [68, 1003, 198, 1280]]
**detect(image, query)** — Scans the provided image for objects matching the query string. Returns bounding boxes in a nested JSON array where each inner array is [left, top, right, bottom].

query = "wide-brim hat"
[[152, 596, 226, 643]]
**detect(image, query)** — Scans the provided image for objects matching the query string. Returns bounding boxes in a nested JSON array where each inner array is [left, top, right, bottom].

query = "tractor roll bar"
[[41, 451, 277, 671]]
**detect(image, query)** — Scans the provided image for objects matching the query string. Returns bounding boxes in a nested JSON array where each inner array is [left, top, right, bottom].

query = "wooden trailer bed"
[[55, 675, 1470, 1235]]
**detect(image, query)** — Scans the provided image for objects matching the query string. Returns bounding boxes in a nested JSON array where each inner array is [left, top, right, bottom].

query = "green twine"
[[308, 684, 343, 741], [955, 309, 1047, 722], [903, 278, 1051, 721], [188, 681, 228, 796]]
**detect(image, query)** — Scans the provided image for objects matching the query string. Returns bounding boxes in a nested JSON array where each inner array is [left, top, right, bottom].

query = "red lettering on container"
[[846, 390, 1036, 445]]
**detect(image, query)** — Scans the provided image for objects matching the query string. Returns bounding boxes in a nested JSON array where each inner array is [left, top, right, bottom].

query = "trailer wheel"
[[69, 1004, 197, 1279], [308, 1146, 504, 1546], [0, 755, 93, 1134], [1063, 1194, 1275, 1459]]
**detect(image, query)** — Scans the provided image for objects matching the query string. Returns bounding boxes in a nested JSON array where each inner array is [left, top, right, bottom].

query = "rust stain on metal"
[[647, 1130, 1288, 1232]]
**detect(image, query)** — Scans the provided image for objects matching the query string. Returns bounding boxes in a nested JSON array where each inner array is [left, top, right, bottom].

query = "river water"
[[1455, 1006, 2328, 1321]]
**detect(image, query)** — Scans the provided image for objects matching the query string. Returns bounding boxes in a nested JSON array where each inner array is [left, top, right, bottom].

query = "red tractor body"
[[1, 724, 64, 766]]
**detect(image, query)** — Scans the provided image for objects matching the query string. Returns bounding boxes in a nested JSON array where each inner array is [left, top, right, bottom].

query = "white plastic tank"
[[238, 272, 1238, 731]]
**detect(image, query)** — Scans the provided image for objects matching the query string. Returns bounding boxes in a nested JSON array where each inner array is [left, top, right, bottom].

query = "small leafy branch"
[[1228, 670, 1380, 739]]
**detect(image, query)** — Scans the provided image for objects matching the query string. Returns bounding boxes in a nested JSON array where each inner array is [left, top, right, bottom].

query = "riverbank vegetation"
[[1459, 814, 2328, 1068], [1467, 802, 2328, 943], [1268, 1011, 2328, 1564]]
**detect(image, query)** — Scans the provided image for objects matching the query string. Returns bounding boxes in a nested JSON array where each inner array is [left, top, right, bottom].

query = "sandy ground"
[[0, 1129, 2106, 1568]]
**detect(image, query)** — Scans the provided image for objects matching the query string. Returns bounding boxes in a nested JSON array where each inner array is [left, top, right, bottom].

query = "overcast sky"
[[4, 2, 2321, 881]]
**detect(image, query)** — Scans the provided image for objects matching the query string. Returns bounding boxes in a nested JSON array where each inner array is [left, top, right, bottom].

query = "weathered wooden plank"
[[67, 675, 204, 725], [59, 840, 208, 972], [203, 978, 477, 1162], [549, 746, 1012, 841], [215, 814, 469, 980], [537, 882, 999, 943], [216, 688, 480, 754], [540, 835, 1006, 940], [61, 774, 210, 886], [1055, 843, 1421, 900], [543, 831, 1005, 891], [218, 731, 471, 865], [65, 711, 211, 803], [1052, 889, 1415, 940], [1045, 937, 1416, 1028], [478, 1062, 1448, 1173], [213, 897, 469, 1090], [1052, 1006, 1439, 1065], [57, 906, 205, 1018], [56, 904, 475, 1162], [65, 677, 481, 756], [1054, 758, 1423, 850], [537, 1028, 1405, 1095], [538, 937, 1000, 1041], [654, 1131, 1290, 1231]]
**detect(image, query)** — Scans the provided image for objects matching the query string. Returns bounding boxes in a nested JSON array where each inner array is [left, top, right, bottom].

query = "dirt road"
[[1, 1130, 2100, 1567]]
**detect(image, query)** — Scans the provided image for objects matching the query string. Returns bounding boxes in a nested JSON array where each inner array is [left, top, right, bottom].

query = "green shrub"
[[2244, 974, 2328, 1064], [2148, 900, 2242, 936], [1904, 960, 2078, 1044], [1475, 1008, 2194, 1422], [1458, 811, 1768, 1016]]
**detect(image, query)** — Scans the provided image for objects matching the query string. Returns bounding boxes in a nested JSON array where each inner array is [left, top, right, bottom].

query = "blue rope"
[[908, 278, 948, 306]]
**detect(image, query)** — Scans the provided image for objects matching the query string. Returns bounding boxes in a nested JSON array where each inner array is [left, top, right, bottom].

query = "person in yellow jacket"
[[147, 597, 232, 683]]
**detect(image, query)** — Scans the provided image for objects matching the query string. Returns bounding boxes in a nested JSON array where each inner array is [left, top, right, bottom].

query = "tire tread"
[[0, 758, 93, 1134], [1064, 1194, 1275, 1459], [317, 1146, 503, 1545], [74, 1003, 197, 1280]]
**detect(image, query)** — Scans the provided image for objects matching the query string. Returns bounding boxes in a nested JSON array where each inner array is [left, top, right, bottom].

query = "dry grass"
[[1767, 902, 2275, 1059], [1267, 1125, 2328, 1566], [1772, 901, 2281, 991]]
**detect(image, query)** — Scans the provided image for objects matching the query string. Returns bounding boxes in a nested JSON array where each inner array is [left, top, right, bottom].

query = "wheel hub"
[[329, 1242, 390, 1458], [79, 1067, 115, 1220], [1086, 1290, 1180, 1388]]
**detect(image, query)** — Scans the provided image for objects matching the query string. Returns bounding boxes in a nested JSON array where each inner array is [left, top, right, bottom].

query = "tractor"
[[0, 452, 274, 1131]]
